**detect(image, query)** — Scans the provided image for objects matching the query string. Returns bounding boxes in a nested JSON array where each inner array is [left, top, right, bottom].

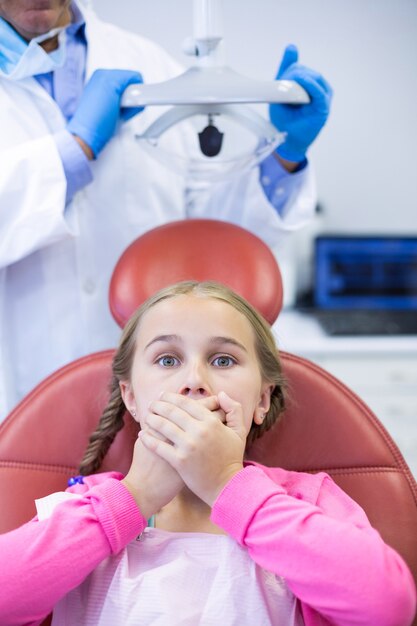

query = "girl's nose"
[[179, 385, 209, 398], [178, 362, 211, 398]]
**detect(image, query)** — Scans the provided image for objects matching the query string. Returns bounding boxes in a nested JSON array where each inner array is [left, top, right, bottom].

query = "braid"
[[78, 299, 142, 476], [78, 376, 126, 476]]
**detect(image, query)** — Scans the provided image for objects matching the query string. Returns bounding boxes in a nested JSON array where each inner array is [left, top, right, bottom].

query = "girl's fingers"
[[144, 393, 225, 454], [158, 393, 215, 420], [145, 412, 185, 446], [217, 391, 247, 439], [140, 429, 178, 466], [149, 393, 224, 428], [196, 395, 220, 412]]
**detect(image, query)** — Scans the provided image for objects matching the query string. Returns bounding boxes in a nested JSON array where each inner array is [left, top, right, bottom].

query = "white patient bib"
[[52, 528, 304, 626]]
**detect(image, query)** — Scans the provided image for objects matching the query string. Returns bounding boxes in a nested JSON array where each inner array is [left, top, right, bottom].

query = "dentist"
[[0, 0, 332, 418]]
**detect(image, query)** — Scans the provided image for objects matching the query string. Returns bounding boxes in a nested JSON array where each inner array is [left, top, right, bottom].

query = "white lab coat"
[[0, 7, 316, 418]]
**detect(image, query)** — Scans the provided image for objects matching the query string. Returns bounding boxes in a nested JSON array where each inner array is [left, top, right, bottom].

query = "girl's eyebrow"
[[145, 334, 181, 350], [144, 335, 247, 353], [210, 336, 248, 353]]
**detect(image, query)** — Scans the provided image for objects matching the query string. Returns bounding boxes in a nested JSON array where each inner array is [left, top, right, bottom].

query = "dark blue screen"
[[314, 236, 417, 309]]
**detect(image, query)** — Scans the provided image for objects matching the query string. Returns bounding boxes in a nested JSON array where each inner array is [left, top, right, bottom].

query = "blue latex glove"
[[67, 69, 144, 157], [270, 44, 333, 163]]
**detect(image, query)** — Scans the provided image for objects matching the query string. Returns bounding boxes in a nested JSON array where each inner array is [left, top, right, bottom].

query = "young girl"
[[0, 281, 415, 626]]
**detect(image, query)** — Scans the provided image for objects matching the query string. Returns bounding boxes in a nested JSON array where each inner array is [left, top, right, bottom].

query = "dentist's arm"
[[0, 69, 143, 268]]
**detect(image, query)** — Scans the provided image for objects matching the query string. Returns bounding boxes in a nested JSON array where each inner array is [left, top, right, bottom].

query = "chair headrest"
[[109, 219, 283, 327]]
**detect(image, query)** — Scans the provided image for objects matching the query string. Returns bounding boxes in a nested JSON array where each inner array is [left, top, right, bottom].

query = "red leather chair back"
[[109, 219, 283, 327]]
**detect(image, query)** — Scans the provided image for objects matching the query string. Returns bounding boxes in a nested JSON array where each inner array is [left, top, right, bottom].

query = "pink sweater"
[[0, 463, 415, 626]]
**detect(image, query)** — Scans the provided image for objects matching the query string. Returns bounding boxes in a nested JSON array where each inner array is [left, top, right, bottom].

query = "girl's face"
[[121, 295, 272, 435]]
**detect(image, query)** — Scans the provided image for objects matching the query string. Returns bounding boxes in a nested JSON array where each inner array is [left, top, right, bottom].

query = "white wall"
[[93, 0, 417, 234]]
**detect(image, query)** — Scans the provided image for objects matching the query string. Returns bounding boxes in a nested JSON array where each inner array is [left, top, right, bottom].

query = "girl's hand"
[[121, 395, 221, 518], [139, 391, 246, 506], [122, 433, 184, 520]]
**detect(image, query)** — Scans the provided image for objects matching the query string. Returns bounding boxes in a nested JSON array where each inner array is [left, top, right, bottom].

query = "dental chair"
[[1, 219, 416, 626]]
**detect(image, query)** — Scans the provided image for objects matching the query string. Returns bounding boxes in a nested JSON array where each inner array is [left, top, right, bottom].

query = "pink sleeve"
[[211, 465, 416, 626], [0, 476, 146, 626]]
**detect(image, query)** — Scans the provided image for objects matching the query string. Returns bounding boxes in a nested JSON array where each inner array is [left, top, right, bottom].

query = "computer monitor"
[[314, 235, 417, 310]]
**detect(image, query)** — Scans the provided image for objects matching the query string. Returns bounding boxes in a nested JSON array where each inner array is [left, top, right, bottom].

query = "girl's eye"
[[157, 355, 179, 367], [212, 355, 236, 368]]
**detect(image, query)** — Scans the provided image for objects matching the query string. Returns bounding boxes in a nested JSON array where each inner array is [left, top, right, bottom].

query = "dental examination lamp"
[[121, 0, 309, 180]]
